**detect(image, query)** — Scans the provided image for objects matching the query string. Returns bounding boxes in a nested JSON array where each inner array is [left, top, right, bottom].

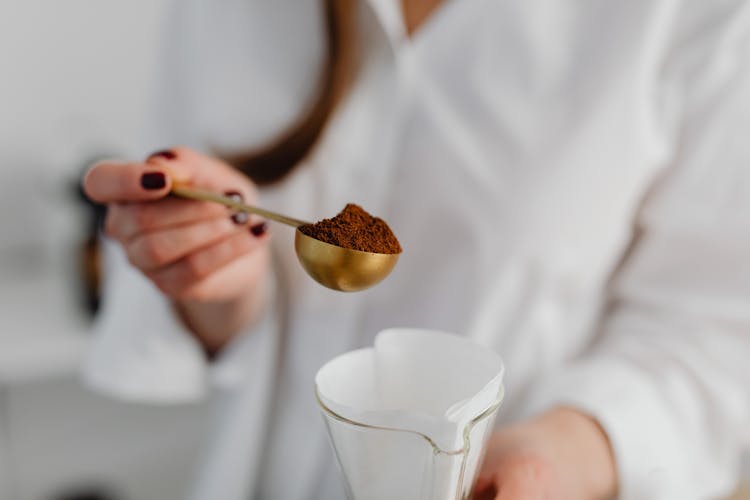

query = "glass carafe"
[[316, 385, 503, 500]]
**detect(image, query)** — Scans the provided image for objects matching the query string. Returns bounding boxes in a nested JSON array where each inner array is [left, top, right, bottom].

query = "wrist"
[[175, 270, 270, 356]]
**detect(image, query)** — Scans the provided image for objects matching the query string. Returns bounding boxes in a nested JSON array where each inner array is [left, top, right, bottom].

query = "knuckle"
[[229, 232, 254, 256], [224, 235, 244, 256], [213, 233, 250, 266], [182, 254, 209, 281], [209, 217, 233, 235], [170, 145, 192, 159], [149, 269, 189, 299], [150, 275, 178, 297], [124, 247, 140, 269], [228, 173, 258, 196], [103, 213, 118, 238], [138, 236, 168, 267], [130, 205, 154, 230], [176, 283, 212, 303], [103, 204, 127, 239]]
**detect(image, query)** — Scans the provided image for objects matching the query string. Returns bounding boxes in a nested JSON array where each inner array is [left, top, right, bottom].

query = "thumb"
[[491, 464, 549, 500], [472, 475, 497, 500], [493, 481, 530, 500], [83, 160, 173, 203]]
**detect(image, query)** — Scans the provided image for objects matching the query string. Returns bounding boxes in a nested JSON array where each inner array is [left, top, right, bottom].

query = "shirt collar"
[[364, 0, 408, 49]]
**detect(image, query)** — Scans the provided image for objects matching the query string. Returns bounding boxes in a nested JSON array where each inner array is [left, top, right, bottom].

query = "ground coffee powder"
[[299, 204, 402, 254]]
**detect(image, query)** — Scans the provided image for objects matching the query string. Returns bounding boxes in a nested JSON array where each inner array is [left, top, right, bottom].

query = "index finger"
[[83, 161, 171, 203]]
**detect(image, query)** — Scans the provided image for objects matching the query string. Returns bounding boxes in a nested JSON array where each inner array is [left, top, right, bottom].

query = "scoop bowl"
[[295, 230, 400, 292]]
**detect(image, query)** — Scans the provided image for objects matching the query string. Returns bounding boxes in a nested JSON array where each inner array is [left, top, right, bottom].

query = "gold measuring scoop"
[[171, 186, 400, 292]]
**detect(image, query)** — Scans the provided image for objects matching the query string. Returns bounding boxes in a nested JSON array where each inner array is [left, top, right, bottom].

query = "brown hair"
[[222, 0, 358, 185]]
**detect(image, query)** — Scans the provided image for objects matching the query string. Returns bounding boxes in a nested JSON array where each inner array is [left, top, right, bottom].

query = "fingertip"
[[81, 167, 99, 203], [82, 160, 124, 203], [84, 160, 172, 203]]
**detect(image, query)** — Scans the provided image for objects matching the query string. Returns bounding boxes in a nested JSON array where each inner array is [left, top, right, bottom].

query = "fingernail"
[[224, 190, 243, 203], [224, 191, 246, 224], [147, 150, 177, 161], [141, 172, 166, 190], [250, 222, 267, 237], [231, 212, 249, 225]]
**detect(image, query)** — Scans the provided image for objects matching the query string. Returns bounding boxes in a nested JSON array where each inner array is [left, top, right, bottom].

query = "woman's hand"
[[83, 147, 270, 352], [474, 407, 617, 500]]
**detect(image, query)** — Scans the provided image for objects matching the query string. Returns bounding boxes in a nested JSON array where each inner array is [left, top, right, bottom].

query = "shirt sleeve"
[[82, 238, 208, 402], [82, 238, 276, 404], [522, 5, 750, 499], [81, 0, 290, 403]]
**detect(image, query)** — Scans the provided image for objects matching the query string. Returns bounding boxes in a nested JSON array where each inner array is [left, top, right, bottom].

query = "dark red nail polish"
[[141, 172, 166, 190], [225, 191, 246, 224], [250, 222, 267, 237], [147, 149, 177, 161], [224, 190, 243, 203], [231, 212, 249, 225]]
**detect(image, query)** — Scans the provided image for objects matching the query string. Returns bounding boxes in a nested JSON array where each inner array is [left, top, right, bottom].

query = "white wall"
[[0, 0, 169, 255], [0, 2, 211, 499]]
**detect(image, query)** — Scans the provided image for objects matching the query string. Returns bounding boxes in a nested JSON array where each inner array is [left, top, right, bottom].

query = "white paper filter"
[[315, 328, 504, 500]]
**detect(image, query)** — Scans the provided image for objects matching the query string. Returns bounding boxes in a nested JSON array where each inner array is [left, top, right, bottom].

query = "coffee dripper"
[[315, 329, 505, 500]]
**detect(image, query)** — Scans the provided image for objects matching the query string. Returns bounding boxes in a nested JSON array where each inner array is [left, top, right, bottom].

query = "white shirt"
[[84, 1, 750, 499]]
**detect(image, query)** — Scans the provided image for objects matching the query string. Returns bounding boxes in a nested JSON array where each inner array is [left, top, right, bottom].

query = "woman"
[[83, 0, 750, 498]]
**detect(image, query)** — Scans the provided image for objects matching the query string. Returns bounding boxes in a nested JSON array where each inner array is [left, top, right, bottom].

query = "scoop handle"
[[171, 185, 309, 228]]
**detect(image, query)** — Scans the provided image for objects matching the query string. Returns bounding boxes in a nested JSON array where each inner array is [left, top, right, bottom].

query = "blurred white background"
[[1, 2, 749, 500], [0, 2, 211, 499]]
